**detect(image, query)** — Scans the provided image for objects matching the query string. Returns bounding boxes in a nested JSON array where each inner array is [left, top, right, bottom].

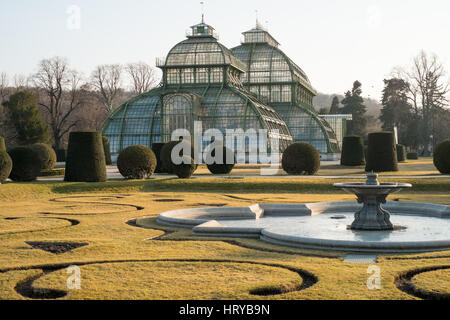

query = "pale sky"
[[1, 0, 449, 101]]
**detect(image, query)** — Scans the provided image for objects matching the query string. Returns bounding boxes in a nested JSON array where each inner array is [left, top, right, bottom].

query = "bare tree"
[[13, 74, 30, 91], [0, 73, 8, 103], [393, 51, 450, 152], [126, 62, 158, 95], [33, 57, 87, 149], [91, 64, 124, 114]]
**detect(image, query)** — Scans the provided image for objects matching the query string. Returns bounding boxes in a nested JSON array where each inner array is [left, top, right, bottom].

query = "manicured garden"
[[0, 132, 449, 300]]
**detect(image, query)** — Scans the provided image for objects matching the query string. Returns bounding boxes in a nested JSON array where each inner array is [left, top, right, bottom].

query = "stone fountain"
[[149, 173, 450, 253], [333, 173, 412, 231]]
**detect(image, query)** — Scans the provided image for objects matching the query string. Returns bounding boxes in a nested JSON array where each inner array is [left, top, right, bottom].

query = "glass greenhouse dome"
[[231, 24, 340, 156], [103, 19, 293, 161]]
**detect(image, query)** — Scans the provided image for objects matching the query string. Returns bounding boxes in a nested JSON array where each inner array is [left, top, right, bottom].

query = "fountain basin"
[[148, 201, 450, 253]]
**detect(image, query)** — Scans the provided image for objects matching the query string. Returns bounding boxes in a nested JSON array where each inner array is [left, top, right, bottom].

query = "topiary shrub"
[[151, 143, 165, 173], [407, 152, 419, 160], [340, 136, 365, 166], [54, 148, 66, 162], [396, 144, 407, 163], [282, 142, 320, 175], [30, 143, 57, 170], [173, 156, 196, 179], [365, 132, 398, 172], [160, 140, 195, 174], [8, 146, 41, 182], [0, 137, 6, 152], [64, 132, 107, 182], [206, 146, 235, 174], [102, 136, 112, 165], [0, 151, 12, 183], [433, 139, 450, 174], [117, 145, 157, 179]]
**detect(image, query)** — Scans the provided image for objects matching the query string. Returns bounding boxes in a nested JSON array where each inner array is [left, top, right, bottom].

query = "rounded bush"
[[8, 146, 41, 182], [102, 136, 112, 165], [340, 136, 365, 166], [282, 142, 321, 175], [117, 145, 157, 179], [0, 152, 12, 183], [64, 132, 107, 182], [433, 139, 450, 174], [407, 152, 419, 160], [160, 140, 195, 174], [173, 156, 196, 179], [0, 137, 6, 153], [206, 146, 235, 174], [151, 143, 166, 173], [397, 144, 407, 163], [365, 132, 398, 172], [30, 143, 57, 170]]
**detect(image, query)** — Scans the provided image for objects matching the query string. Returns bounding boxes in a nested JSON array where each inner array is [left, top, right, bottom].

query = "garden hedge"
[[30, 143, 57, 170], [102, 136, 112, 165], [151, 143, 166, 173], [64, 132, 107, 182], [8, 146, 41, 182], [0, 151, 12, 183], [407, 152, 419, 160], [433, 139, 450, 174], [340, 136, 365, 166], [117, 145, 157, 179], [173, 156, 196, 179], [0, 137, 5, 152], [396, 144, 407, 163], [365, 132, 399, 172], [160, 140, 196, 174], [281, 142, 320, 175], [206, 146, 235, 175]]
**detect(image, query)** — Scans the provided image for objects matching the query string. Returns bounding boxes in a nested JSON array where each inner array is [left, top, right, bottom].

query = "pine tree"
[[379, 78, 414, 146], [329, 96, 341, 114], [341, 81, 367, 136], [3, 91, 52, 145]]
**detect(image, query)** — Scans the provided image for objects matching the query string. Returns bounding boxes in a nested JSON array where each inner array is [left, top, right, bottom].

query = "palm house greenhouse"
[[103, 19, 345, 162]]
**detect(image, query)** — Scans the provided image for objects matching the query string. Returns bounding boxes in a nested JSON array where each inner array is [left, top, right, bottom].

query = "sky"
[[0, 0, 449, 101]]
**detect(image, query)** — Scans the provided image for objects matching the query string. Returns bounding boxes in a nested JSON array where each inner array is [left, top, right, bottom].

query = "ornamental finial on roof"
[[200, 1, 205, 23]]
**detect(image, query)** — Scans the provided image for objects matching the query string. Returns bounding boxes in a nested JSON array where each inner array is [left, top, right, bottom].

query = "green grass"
[[0, 157, 448, 300]]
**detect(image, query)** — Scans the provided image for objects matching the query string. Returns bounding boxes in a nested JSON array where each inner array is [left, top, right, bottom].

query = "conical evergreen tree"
[[341, 81, 367, 136], [329, 96, 341, 114]]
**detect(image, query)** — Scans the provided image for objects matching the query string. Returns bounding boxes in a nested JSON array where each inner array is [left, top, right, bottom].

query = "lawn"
[[0, 158, 449, 300]]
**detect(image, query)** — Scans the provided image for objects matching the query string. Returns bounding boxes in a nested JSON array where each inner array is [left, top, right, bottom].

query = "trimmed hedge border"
[[8, 146, 41, 182], [341, 136, 365, 166], [102, 136, 112, 165], [64, 132, 107, 182], [365, 132, 399, 172], [0, 151, 12, 183], [30, 143, 57, 170], [117, 145, 157, 179], [282, 143, 320, 175], [397, 144, 407, 163], [433, 139, 450, 174]]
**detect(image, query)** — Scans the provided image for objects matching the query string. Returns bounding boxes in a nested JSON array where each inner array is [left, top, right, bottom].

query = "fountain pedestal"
[[334, 173, 412, 231]]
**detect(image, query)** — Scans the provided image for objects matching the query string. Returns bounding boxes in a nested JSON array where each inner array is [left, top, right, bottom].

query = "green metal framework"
[[231, 25, 340, 154], [103, 21, 293, 156]]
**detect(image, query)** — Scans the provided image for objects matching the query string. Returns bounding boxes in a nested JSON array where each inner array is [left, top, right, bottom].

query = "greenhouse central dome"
[[103, 19, 293, 160], [103, 18, 342, 161]]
